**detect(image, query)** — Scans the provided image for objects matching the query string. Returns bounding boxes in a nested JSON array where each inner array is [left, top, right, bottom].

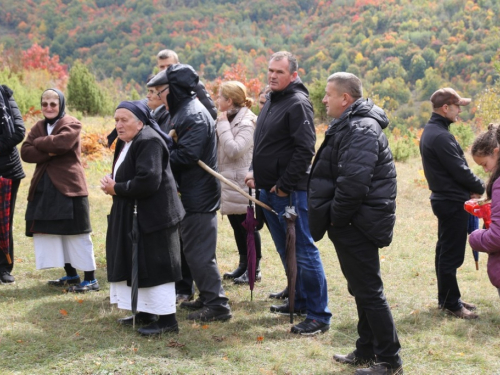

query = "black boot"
[[234, 258, 261, 284], [223, 254, 247, 279]]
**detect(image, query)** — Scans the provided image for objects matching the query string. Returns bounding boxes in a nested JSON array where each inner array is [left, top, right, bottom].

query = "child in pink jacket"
[[469, 124, 500, 297]]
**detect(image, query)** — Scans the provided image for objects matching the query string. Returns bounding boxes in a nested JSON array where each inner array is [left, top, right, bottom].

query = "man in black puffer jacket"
[[308, 73, 402, 375], [148, 65, 231, 322]]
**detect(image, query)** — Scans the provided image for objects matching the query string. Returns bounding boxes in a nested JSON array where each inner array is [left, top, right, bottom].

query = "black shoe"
[[0, 270, 15, 283], [269, 286, 288, 299], [67, 280, 100, 293], [334, 351, 375, 365], [234, 269, 262, 284], [176, 294, 194, 304], [48, 275, 80, 287], [291, 319, 330, 335], [270, 301, 306, 316], [118, 312, 159, 326], [137, 321, 179, 336], [223, 262, 247, 279], [180, 298, 204, 310], [355, 362, 403, 375], [187, 306, 232, 322]]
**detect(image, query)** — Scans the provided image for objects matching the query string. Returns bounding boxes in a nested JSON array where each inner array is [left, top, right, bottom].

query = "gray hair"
[[157, 49, 179, 63], [327, 72, 363, 100], [270, 51, 298, 74]]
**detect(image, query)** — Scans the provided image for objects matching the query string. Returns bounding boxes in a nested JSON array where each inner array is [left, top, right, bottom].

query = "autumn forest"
[[1, 0, 500, 131]]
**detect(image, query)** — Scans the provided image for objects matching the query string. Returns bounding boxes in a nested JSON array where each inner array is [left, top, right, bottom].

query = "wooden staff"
[[197, 160, 277, 215]]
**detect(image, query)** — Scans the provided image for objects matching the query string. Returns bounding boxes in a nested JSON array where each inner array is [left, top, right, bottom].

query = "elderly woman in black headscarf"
[[21, 88, 97, 292], [101, 100, 185, 336]]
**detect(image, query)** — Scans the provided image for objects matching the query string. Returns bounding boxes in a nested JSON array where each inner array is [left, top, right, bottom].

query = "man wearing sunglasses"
[[420, 88, 485, 319]]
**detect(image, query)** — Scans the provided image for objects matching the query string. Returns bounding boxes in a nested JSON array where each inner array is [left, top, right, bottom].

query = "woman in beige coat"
[[216, 81, 261, 284]]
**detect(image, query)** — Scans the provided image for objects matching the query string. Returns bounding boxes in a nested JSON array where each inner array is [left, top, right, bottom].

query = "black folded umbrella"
[[130, 201, 139, 328]]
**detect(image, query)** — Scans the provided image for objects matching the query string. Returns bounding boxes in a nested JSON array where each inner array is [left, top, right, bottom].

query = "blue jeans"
[[260, 189, 331, 324]]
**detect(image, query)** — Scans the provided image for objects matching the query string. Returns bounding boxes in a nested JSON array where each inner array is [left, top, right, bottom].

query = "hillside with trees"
[[1, 0, 500, 130]]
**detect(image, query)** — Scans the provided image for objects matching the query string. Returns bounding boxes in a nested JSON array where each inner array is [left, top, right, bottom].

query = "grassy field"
[[1, 118, 500, 375]]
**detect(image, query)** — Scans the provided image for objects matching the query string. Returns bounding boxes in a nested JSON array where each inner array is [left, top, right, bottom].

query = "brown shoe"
[[461, 301, 477, 311], [445, 306, 478, 319], [438, 300, 477, 311]]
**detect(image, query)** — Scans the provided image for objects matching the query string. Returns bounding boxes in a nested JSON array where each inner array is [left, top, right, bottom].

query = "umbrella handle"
[[249, 187, 252, 207]]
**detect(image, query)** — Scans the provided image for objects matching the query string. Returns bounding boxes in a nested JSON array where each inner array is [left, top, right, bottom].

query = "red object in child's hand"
[[464, 199, 492, 228]]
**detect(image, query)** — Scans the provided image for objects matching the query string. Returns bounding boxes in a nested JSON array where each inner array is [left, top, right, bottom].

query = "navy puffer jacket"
[[308, 98, 396, 247]]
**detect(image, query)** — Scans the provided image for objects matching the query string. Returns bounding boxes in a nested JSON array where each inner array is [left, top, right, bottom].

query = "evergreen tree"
[[67, 60, 107, 115]]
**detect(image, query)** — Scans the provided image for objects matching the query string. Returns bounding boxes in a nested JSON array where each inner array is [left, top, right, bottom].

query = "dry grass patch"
[[1, 122, 499, 374]]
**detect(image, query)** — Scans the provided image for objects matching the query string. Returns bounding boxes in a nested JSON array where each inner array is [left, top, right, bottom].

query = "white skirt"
[[34, 233, 96, 271], [110, 281, 176, 315]]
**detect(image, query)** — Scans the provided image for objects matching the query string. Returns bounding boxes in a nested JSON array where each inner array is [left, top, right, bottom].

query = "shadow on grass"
[[0, 281, 67, 301]]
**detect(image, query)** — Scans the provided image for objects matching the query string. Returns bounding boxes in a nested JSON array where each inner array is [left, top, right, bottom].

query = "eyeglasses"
[[41, 102, 58, 108], [157, 86, 169, 98]]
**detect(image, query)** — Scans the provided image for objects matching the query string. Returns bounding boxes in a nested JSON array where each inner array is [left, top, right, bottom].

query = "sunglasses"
[[157, 86, 169, 98], [42, 102, 58, 108]]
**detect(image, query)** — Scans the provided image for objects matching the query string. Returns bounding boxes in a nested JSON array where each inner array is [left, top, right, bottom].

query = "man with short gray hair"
[[308, 72, 402, 374]]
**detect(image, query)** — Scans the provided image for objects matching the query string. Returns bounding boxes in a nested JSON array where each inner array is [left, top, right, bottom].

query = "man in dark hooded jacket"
[[147, 65, 231, 322], [308, 72, 402, 375], [246, 51, 332, 335]]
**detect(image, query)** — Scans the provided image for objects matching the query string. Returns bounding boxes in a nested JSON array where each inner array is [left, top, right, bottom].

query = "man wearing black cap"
[[148, 66, 231, 322], [420, 88, 485, 319]]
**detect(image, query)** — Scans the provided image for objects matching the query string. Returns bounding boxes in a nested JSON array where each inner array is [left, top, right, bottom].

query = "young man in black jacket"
[[246, 51, 332, 335], [420, 88, 484, 319], [308, 72, 402, 375]]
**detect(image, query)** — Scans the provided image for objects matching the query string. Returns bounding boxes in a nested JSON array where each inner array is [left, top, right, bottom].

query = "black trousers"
[[227, 213, 262, 260], [0, 179, 20, 273], [328, 224, 402, 367], [431, 199, 468, 311], [175, 237, 194, 296]]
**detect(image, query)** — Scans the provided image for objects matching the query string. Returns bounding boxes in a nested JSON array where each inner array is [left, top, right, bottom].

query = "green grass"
[[1, 122, 500, 374]]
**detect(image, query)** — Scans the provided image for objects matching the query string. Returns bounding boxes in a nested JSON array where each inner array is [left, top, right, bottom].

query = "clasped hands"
[[100, 174, 116, 195]]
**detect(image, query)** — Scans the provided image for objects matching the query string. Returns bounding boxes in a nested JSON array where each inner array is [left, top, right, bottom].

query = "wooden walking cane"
[[168, 129, 277, 215], [197, 160, 278, 215]]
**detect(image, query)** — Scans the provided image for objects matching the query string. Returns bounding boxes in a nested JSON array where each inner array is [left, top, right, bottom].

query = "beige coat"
[[216, 107, 257, 215]]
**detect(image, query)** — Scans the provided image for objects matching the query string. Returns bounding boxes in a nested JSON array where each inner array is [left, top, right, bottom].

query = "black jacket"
[[107, 125, 184, 287], [308, 98, 397, 247], [167, 64, 220, 213], [0, 85, 25, 180], [420, 112, 484, 202], [113, 126, 185, 233], [152, 104, 171, 133], [253, 78, 315, 193], [194, 81, 217, 120]]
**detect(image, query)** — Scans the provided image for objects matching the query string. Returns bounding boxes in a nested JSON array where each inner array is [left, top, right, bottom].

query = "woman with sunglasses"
[[21, 89, 98, 293]]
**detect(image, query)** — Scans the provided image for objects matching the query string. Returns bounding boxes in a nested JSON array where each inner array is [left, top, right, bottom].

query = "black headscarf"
[[109, 100, 173, 149], [41, 88, 66, 125]]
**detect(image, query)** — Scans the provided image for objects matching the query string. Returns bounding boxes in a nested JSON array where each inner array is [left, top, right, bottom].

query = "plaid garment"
[[0, 176, 12, 263]]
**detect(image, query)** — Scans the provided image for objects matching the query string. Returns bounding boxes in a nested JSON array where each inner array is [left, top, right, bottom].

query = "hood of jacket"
[[166, 64, 199, 116], [327, 98, 389, 135]]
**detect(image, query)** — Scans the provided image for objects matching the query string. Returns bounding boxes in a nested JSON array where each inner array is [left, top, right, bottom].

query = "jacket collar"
[[429, 111, 453, 130]]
